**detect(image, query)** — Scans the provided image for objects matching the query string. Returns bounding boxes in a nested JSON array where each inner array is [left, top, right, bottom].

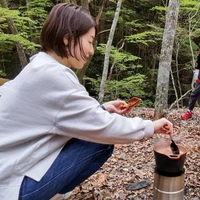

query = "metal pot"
[[153, 141, 187, 173]]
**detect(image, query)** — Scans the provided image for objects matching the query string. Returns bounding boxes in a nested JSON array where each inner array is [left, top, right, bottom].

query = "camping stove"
[[153, 168, 185, 200], [153, 141, 187, 200]]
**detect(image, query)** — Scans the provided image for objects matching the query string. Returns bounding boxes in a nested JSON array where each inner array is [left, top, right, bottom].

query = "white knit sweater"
[[0, 52, 153, 200]]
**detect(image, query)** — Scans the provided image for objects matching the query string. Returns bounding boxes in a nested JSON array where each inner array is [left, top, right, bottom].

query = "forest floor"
[[66, 107, 200, 200]]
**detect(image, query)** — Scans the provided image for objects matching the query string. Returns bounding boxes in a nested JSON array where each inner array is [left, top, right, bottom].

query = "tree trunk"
[[108, 39, 124, 80], [81, 0, 89, 13], [0, 0, 28, 69], [188, 5, 200, 88], [154, 0, 180, 119], [170, 68, 179, 108], [175, 42, 183, 107], [64, 0, 77, 3], [188, 5, 200, 70], [98, 0, 122, 103]]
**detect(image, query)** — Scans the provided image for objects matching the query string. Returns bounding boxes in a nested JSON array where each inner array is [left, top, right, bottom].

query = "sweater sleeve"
[[55, 89, 154, 144], [0, 81, 12, 97]]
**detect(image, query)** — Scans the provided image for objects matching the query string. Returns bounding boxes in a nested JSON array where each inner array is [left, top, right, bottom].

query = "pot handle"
[[168, 154, 181, 159]]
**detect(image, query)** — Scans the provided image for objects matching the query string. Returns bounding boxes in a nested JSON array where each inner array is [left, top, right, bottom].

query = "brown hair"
[[40, 3, 97, 59]]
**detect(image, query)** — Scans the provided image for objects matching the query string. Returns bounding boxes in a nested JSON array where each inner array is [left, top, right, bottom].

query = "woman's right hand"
[[153, 118, 173, 136], [102, 99, 130, 115]]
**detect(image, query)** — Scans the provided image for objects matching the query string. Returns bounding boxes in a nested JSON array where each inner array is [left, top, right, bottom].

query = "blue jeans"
[[19, 138, 114, 200]]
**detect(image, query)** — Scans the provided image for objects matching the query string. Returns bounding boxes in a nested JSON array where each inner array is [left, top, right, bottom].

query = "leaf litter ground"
[[66, 108, 200, 200]]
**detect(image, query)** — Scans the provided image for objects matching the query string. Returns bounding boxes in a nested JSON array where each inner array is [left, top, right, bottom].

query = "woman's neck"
[[47, 51, 70, 68]]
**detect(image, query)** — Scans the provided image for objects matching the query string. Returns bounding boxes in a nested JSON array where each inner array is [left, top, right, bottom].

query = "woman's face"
[[64, 27, 95, 69]]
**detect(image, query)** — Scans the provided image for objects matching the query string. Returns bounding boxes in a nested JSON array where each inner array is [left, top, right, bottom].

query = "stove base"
[[153, 171, 185, 200]]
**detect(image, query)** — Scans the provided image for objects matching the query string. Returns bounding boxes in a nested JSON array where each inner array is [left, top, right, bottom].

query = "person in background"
[[0, 3, 173, 200], [182, 50, 200, 120]]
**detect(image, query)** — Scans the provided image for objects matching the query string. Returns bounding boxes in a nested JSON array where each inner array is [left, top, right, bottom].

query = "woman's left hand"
[[102, 99, 131, 115]]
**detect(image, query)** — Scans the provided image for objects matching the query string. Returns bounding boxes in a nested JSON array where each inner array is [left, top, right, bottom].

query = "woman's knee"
[[90, 143, 114, 158], [105, 144, 114, 157]]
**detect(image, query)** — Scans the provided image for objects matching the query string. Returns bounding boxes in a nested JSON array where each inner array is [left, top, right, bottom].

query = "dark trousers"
[[19, 138, 114, 200], [188, 82, 200, 111]]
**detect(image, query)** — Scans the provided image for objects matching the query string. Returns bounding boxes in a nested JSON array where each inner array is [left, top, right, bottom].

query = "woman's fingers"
[[153, 118, 173, 136]]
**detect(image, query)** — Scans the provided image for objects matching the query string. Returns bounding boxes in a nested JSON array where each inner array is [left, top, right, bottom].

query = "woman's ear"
[[63, 37, 68, 46]]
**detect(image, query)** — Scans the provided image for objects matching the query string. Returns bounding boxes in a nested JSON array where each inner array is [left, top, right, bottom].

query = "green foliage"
[[151, 6, 167, 12], [84, 73, 154, 106], [125, 30, 163, 45], [96, 43, 141, 79], [0, 7, 19, 21], [180, 0, 200, 10], [192, 27, 200, 42], [19, 0, 53, 40], [97, 43, 139, 63], [0, 69, 6, 77], [0, 33, 40, 50], [139, 99, 154, 107], [1, 0, 200, 108], [84, 76, 101, 97], [0, 7, 38, 51], [0, 0, 53, 78], [125, 20, 143, 30], [20, 0, 52, 23], [0, 7, 35, 32], [103, 10, 115, 21], [120, 8, 136, 20], [104, 74, 147, 101]]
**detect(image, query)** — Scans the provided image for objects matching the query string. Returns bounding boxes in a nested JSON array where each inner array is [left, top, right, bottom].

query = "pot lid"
[[153, 141, 187, 157]]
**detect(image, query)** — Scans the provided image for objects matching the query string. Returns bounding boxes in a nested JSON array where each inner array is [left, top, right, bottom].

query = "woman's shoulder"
[[30, 52, 79, 84]]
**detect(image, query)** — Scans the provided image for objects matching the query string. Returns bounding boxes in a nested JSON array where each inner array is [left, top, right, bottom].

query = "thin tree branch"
[[169, 89, 192, 109]]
